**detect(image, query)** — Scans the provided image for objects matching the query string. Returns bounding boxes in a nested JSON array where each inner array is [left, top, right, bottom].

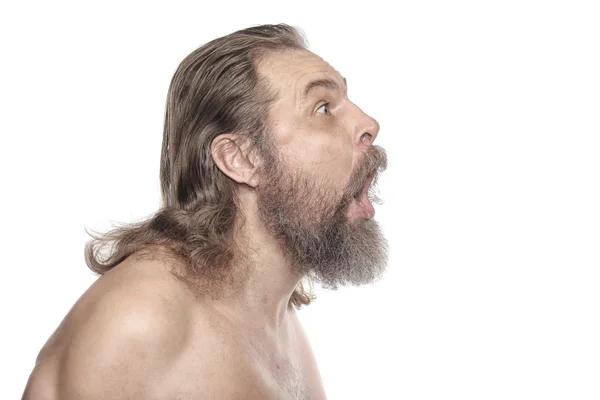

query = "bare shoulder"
[[23, 254, 196, 399]]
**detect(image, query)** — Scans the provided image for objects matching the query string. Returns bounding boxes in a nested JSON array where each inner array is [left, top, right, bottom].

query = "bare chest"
[[164, 330, 326, 400]]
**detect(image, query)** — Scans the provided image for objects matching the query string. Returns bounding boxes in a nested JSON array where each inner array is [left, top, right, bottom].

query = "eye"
[[316, 103, 331, 115]]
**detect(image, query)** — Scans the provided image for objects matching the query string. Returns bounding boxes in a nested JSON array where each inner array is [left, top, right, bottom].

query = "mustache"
[[346, 145, 388, 202]]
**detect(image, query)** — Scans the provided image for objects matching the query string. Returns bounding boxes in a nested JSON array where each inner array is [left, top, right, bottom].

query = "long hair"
[[84, 24, 313, 307]]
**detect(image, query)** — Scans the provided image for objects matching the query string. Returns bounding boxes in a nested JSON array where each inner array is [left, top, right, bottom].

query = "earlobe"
[[210, 134, 259, 187]]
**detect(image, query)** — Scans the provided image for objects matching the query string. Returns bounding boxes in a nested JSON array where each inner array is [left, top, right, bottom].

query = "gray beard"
[[256, 147, 389, 289]]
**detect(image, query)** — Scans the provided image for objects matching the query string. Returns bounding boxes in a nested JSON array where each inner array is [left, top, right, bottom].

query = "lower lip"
[[348, 193, 375, 219]]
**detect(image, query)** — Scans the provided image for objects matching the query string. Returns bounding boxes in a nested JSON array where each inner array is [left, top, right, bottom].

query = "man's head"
[[162, 24, 388, 291], [86, 24, 387, 308]]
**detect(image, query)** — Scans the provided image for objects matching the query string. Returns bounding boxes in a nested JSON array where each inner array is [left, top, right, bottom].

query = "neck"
[[207, 197, 302, 330]]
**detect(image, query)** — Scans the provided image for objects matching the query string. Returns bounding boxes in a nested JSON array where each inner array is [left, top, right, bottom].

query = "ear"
[[211, 134, 260, 187]]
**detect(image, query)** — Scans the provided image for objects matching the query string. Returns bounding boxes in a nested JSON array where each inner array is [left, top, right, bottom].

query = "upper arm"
[[25, 283, 189, 400], [63, 293, 188, 399]]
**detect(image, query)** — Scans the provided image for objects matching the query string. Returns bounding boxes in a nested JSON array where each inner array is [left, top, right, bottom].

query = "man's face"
[[255, 50, 389, 288]]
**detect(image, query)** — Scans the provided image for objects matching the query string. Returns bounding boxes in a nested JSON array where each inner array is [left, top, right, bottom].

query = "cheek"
[[277, 121, 354, 187], [306, 138, 353, 184]]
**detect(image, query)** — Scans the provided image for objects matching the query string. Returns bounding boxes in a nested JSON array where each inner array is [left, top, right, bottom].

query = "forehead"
[[259, 50, 344, 98]]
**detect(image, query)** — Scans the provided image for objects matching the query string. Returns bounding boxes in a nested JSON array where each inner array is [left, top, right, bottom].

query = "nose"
[[352, 105, 380, 147]]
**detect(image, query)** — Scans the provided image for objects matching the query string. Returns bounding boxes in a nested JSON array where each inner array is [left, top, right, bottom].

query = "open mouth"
[[350, 174, 375, 219]]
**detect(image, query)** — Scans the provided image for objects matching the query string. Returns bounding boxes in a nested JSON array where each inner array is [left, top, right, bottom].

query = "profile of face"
[[255, 50, 389, 289]]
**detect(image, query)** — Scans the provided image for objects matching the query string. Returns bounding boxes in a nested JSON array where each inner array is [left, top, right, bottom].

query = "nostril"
[[360, 132, 373, 143]]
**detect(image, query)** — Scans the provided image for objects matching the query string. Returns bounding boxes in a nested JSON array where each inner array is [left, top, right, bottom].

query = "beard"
[[256, 145, 389, 289]]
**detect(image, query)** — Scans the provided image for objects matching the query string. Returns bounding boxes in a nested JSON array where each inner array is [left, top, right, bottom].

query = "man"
[[23, 24, 388, 399]]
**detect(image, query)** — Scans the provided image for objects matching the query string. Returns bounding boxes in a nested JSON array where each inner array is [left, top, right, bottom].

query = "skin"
[[23, 49, 383, 400]]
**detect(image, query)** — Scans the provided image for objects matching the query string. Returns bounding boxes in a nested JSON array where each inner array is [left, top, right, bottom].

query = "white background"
[[2, 1, 599, 399]]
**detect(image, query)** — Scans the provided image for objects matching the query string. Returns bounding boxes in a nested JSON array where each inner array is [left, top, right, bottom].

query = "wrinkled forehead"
[[258, 49, 345, 101]]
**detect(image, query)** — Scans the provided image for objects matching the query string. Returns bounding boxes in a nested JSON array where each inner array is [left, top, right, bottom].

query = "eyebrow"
[[300, 77, 348, 105]]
